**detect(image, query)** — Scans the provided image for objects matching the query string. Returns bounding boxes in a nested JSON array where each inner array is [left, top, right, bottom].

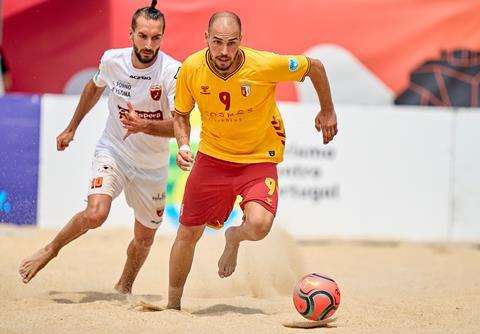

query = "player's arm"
[[306, 58, 338, 145], [136, 116, 174, 137], [57, 79, 105, 151], [173, 112, 194, 170], [172, 62, 195, 170], [121, 102, 174, 139]]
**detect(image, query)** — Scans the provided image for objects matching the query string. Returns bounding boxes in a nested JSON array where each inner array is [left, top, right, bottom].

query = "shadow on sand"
[[192, 303, 267, 316], [48, 290, 162, 304]]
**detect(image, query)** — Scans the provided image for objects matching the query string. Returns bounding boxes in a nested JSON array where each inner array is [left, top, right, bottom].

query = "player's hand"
[[122, 101, 146, 140], [176, 149, 194, 171], [315, 108, 338, 144], [56, 128, 75, 151]]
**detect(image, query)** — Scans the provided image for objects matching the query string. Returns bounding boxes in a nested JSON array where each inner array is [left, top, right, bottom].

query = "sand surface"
[[1, 225, 479, 333]]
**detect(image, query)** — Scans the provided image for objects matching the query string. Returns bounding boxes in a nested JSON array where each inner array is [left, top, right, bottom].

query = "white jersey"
[[93, 47, 181, 169]]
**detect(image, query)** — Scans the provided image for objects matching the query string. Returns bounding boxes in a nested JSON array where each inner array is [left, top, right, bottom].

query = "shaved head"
[[208, 11, 242, 34], [205, 11, 243, 75]]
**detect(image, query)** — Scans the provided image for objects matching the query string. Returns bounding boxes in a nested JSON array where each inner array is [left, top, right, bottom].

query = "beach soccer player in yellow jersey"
[[167, 11, 337, 309]]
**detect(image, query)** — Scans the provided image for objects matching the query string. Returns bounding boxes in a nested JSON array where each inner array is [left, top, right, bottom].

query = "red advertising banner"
[[3, 0, 480, 103]]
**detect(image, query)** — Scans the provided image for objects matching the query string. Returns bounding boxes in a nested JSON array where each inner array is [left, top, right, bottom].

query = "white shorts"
[[88, 149, 168, 229]]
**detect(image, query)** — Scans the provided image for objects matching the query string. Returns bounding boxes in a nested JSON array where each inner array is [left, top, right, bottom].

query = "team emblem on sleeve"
[[150, 85, 162, 101], [241, 82, 251, 97], [288, 58, 299, 71]]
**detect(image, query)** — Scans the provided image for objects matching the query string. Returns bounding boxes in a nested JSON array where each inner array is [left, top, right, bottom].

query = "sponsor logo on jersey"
[[136, 110, 164, 120], [117, 105, 164, 120], [241, 82, 251, 97], [200, 85, 211, 95], [129, 74, 152, 80], [264, 197, 273, 206], [152, 192, 166, 202], [112, 81, 131, 98], [150, 85, 162, 101], [206, 108, 255, 123], [269, 150, 276, 157], [288, 58, 299, 71]]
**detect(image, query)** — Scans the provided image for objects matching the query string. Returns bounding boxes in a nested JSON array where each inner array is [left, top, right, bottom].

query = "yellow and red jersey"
[[175, 46, 310, 163]]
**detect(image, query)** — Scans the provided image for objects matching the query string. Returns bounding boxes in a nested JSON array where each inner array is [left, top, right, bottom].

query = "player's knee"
[[83, 209, 108, 229], [250, 223, 271, 241], [246, 215, 273, 241], [135, 235, 154, 248], [176, 225, 202, 244]]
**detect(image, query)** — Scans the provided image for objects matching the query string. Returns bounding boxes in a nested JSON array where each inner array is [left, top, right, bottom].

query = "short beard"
[[133, 45, 159, 64], [214, 61, 232, 71], [211, 51, 239, 72]]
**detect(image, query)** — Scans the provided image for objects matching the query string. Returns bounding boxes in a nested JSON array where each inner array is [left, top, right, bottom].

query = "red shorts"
[[180, 151, 279, 228]]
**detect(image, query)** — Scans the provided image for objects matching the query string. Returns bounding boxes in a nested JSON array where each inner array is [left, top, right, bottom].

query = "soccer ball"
[[293, 273, 341, 321]]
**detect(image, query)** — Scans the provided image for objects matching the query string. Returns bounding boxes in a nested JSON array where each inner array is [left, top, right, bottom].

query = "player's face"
[[130, 16, 164, 65], [206, 19, 241, 71]]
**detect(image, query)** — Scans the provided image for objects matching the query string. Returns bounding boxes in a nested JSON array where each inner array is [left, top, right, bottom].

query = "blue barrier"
[[0, 94, 41, 225]]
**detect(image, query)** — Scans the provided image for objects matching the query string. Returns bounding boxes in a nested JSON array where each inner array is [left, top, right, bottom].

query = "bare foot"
[[217, 227, 240, 278], [114, 281, 132, 294], [19, 247, 56, 283], [166, 304, 181, 311], [166, 286, 182, 310]]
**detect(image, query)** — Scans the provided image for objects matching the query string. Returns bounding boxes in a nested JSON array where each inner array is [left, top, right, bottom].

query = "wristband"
[[179, 144, 191, 152]]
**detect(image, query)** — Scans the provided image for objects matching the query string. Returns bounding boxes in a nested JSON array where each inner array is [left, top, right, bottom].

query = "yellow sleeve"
[[260, 53, 311, 83], [174, 62, 195, 115]]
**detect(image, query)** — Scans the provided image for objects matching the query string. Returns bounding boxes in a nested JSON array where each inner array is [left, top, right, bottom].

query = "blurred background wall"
[[2, 0, 480, 103]]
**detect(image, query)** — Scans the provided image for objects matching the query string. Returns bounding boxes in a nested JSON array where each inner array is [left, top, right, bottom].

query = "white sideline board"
[[277, 103, 453, 241], [37, 95, 480, 242]]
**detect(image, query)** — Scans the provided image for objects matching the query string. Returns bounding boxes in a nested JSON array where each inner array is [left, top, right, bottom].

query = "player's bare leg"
[[218, 202, 274, 278], [115, 220, 157, 294], [167, 224, 205, 310], [19, 194, 112, 283]]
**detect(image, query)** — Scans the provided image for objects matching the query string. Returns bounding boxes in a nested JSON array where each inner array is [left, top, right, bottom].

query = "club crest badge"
[[241, 82, 251, 97], [150, 85, 162, 101], [156, 207, 165, 217]]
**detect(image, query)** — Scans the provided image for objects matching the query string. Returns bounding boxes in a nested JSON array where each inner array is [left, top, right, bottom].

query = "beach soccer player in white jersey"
[[19, 0, 181, 294]]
